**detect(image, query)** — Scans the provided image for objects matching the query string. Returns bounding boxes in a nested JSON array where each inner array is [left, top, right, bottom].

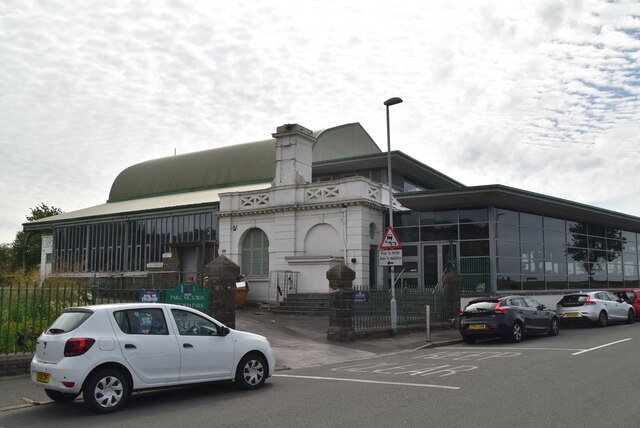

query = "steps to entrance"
[[270, 293, 329, 316]]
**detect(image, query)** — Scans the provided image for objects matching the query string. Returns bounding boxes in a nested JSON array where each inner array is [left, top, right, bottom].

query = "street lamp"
[[384, 96, 403, 336]]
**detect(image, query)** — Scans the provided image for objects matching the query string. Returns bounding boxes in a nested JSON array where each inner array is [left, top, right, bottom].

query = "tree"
[[4, 203, 64, 273]]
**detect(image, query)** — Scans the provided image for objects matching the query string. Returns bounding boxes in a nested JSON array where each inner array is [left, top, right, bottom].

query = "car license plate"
[[563, 312, 580, 318], [468, 324, 487, 330], [36, 372, 50, 383]]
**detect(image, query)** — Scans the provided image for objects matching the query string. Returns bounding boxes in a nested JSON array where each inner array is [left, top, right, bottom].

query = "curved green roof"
[[108, 123, 381, 202]]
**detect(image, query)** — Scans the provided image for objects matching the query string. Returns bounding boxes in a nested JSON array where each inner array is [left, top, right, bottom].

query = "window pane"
[[460, 240, 489, 257], [520, 213, 542, 229], [497, 240, 519, 257], [544, 216, 565, 232], [420, 210, 458, 225], [520, 227, 543, 244], [498, 275, 521, 291], [460, 223, 488, 239], [544, 230, 566, 246], [458, 208, 488, 223], [496, 209, 518, 225], [393, 211, 419, 227], [497, 224, 519, 241], [497, 257, 521, 274], [420, 225, 458, 241], [395, 227, 419, 243]]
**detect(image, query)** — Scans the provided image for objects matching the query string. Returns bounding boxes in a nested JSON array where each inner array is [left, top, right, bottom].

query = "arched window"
[[241, 228, 269, 277]]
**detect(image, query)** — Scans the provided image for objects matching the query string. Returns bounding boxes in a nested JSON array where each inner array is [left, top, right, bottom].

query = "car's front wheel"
[[508, 322, 523, 343], [597, 311, 608, 327], [45, 389, 79, 403], [235, 353, 267, 390], [83, 368, 129, 414], [548, 318, 560, 336]]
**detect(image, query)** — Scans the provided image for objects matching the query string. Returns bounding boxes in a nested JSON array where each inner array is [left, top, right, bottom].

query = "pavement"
[[0, 308, 461, 412]]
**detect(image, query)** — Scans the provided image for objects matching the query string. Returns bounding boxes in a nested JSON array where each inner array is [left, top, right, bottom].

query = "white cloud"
[[1, 0, 639, 244]]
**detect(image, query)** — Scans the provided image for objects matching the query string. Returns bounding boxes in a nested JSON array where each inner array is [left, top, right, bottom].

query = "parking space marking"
[[331, 361, 477, 377], [571, 338, 632, 355], [273, 374, 460, 390], [446, 346, 582, 352], [411, 351, 521, 361]]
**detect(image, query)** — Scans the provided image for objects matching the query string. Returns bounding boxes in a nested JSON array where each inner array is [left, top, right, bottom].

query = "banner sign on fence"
[[139, 289, 161, 303], [165, 283, 209, 311], [353, 290, 369, 303]]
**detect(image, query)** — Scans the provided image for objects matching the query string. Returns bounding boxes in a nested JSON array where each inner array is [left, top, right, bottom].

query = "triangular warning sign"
[[380, 226, 402, 249]]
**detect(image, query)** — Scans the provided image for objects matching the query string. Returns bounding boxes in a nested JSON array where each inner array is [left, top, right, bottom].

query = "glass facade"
[[391, 206, 640, 293], [391, 208, 490, 291], [496, 208, 640, 291], [53, 212, 217, 273]]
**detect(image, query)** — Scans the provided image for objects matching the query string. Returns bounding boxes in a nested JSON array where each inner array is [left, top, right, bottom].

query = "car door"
[[523, 297, 549, 331], [511, 297, 537, 332], [111, 307, 181, 385], [170, 308, 236, 382], [605, 292, 627, 320]]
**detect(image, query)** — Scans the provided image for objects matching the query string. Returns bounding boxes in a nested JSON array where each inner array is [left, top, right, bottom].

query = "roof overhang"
[[397, 185, 640, 232], [313, 151, 464, 190], [23, 182, 272, 231]]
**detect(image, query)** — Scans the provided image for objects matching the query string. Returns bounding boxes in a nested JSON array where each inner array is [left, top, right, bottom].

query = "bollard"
[[426, 305, 431, 342]]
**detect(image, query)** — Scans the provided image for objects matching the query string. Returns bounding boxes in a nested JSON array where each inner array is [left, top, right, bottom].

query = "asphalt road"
[[2, 322, 640, 428]]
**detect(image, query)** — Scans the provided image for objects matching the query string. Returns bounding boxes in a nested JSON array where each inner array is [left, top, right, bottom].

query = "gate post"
[[443, 272, 462, 323], [204, 256, 239, 329], [327, 263, 356, 342]]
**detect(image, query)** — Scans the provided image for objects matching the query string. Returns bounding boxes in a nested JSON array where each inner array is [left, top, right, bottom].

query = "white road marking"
[[447, 347, 582, 351], [571, 338, 632, 355], [273, 374, 460, 390]]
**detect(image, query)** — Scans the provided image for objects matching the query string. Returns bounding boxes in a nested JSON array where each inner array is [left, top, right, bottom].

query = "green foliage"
[[0, 203, 63, 274], [0, 279, 91, 354]]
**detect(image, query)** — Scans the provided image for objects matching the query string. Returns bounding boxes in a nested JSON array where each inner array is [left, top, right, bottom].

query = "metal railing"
[[352, 285, 450, 333]]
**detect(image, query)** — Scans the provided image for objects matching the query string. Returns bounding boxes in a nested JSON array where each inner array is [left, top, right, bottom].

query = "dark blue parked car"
[[459, 295, 559, 344]]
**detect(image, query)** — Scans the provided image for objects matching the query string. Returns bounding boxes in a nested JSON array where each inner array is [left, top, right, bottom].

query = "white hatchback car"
[[556, 291, 635, 327], [31, 303, 275, 413]]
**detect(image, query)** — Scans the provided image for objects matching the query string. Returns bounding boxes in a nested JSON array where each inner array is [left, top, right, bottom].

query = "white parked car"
[[556, 291, 635, 327], [31, 303, 275, 413]]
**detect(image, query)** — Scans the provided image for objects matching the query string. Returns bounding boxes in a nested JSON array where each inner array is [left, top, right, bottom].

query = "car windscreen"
[[463, 301, 498, 312], [46, 310, 93, 334], [558, 295, 588, 306]]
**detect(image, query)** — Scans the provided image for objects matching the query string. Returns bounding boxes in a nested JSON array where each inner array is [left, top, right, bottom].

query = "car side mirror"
[[218, 326, 230, 336], [537, 304, 546, 310], [618, 298, 625, 303]]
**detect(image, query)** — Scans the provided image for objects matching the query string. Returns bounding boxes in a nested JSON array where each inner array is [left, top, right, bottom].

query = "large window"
[[241, 228, 269, 277], [53, 212, 217, 273]]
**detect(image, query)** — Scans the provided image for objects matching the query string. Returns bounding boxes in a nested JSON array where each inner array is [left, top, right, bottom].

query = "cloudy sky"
[[1, 0, 639, 244]]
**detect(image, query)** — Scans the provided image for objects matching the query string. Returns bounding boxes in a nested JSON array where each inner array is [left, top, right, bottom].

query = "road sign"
[[378, 249, 403, 266], [380, 226, 402, 249]]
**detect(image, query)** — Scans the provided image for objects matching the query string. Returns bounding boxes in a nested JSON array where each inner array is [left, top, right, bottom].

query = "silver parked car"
[[556, 291, 635, 327]]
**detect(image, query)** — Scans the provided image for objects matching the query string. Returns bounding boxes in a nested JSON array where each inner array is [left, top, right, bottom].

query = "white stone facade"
[[217, 124, 388, 303]]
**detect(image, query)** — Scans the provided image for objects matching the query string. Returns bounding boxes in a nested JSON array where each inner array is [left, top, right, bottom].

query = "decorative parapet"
[[219, 176, 398, 215], [240, 193, 270, 209]]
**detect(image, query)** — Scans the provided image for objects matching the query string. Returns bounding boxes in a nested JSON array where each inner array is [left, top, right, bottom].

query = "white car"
[[31, 303, 275, 413], [556, 291, 635, 327]]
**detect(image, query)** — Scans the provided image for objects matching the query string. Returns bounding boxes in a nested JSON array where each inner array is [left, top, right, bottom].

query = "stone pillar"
[[327, 263, 356, 342], [443, 272, 462, 322], [204, 255, 239, 329]]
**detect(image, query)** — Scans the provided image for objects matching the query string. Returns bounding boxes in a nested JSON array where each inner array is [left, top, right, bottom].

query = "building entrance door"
[[422, 242, 457, 289]]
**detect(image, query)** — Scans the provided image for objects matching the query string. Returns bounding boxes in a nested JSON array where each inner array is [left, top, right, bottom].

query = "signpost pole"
[[384, 98, 403, 336]]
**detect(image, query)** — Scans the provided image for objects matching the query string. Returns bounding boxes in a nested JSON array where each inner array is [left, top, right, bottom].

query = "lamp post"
[[384, 96, 403, 336]]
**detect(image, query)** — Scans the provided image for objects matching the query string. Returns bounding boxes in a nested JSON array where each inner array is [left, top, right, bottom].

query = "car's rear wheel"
[[597, 311, 608, 327], [627, 309, 635, 324], [462, 335, 476, 344], [508, 322, 523, 343], [235, 353, 267, 390], [83, 368, 128, 414], [45, 389, 79, 403], [548, 318, 559, 336]]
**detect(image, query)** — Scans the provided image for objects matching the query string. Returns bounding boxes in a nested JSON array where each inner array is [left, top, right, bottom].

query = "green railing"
[[0, 277, 168, 356], [353, 287, 449, 333], [0, 280, 94, 356]]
